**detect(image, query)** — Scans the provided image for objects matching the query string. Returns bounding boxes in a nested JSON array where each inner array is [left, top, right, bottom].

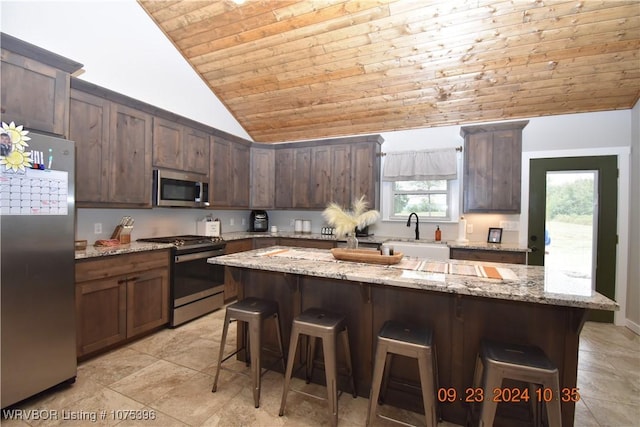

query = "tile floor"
[[2, 307, 638, 427]]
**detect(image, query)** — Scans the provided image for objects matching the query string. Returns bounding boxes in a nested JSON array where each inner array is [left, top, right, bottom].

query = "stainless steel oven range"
[[137, 235, 226, 327]]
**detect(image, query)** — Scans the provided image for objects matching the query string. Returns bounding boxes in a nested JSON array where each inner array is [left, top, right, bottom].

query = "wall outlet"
[[467, 223, 474, 234], [94, 223, 102, 234], [230, 218, 235, 226], [241, 218, 246, 226]]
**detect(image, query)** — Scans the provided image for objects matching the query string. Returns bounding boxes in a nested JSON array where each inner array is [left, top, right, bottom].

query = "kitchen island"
[[208, 246, 617, 426]]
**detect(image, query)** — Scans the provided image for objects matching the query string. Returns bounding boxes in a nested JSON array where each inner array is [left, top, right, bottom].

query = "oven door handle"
[[175, 249, 225, 263]]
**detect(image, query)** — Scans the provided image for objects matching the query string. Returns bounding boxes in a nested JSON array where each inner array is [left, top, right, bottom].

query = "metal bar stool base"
[[212, 297, 286, 408], [366, 320, 438, 427], [279, 308, 357, 427]]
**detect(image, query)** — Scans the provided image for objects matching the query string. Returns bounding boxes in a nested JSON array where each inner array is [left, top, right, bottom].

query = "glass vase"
[[346, 234, 359, 250]]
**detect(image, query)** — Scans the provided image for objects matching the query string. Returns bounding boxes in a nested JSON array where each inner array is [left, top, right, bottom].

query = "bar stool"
[[279, 307, 357, 427], [212, 297, 286, 408], [366, 320, 438, 427], [472, 340, 562, 427]]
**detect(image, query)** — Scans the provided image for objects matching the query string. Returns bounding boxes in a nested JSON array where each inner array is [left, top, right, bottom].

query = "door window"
[[544, 171, 597, 296]]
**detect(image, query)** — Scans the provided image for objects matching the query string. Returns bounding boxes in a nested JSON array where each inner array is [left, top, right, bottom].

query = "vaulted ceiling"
[[138, 0, 640, 143]]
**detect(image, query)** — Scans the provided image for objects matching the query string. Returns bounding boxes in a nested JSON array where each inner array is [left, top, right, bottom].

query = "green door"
[[528, 156, 617, 322]]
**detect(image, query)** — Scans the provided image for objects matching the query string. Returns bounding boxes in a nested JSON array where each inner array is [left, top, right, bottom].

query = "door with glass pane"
[[528, 156, 617, 322]]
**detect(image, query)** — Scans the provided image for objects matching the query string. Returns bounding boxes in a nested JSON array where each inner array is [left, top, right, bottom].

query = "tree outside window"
[[391, 180, 449, 219]]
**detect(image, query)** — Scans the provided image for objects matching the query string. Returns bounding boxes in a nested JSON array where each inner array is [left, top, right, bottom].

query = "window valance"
[[382, 148, 458, 181]]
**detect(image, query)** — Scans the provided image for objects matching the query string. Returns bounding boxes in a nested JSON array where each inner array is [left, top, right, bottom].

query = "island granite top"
[[208, 246, 617, 311]]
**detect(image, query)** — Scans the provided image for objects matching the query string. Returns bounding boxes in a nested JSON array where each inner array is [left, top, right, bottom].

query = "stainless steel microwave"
[[153, 169, 209, 207]]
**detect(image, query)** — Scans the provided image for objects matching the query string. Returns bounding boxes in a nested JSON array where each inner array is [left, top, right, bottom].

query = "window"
[[381, 147, 460, 222], [389, 180, 451, 219]]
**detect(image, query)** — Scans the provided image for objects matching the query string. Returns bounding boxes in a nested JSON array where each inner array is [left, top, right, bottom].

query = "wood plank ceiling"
[[138, 0, 640, 143]]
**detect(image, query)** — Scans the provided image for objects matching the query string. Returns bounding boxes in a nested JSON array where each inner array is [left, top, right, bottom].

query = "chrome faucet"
[[406, 212, 420, 240]]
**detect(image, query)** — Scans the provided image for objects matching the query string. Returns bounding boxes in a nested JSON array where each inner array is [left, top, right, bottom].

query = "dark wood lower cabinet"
[[450, 248, 527, 264], [75, 276, 127, 357], [278, 238, 335, 249], [252, 237, 278, 249], [75, 250, 170, 358], [236, 268, 584, 427], [126, 268, 169, 337], [223, 239, 254, 301]]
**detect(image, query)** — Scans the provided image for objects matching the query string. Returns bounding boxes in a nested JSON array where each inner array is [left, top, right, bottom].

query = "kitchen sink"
[[383, 241, 450, 260]]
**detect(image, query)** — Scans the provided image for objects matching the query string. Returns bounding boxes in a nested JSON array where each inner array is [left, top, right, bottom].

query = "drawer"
[[76, 250, 170, 282]]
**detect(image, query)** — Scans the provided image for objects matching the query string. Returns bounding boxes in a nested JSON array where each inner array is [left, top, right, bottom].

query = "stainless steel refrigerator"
[[1, 131, 76, 408]]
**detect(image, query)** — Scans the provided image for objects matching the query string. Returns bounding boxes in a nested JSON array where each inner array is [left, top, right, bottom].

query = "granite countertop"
[[75, 242, 174, 260], [208, 246, 618, 311], [222, 231, 530, 252], [74, 232, 529, 260]]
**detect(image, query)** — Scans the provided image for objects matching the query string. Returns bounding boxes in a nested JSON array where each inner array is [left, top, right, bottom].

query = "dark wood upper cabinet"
[[70, 80, 153, 207], [153, 117, 210, 176], [292, 147, 311, 208], [232, 142, 250, 208], [152, 117, 182, 170], [108, 103, 153, 206], [0, 33, 82, 137], [350, 141, 380, 209], [4, 35, 384, 212], [210, 135, 250, 208], [275, 148, 294, 208], [330, 144, 352, 207], [274, 136, 381, 210], [461, 121, 528, 213], [69, 89, 110, 204], [310, 145, 331, 209], [183, 127, 210, 176], [210, 136, 232, 207], [250, 146, 275, 209]]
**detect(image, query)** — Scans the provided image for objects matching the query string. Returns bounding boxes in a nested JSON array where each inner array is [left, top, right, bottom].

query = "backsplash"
[[78, 208, 522, 245], [76, 208, 252, 242]]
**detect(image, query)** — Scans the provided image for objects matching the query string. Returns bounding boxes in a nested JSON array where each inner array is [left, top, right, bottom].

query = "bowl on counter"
[[74, 240, 88, 251]]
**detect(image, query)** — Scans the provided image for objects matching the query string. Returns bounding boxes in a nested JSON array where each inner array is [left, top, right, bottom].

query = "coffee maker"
[[250, 210, 269, 232]]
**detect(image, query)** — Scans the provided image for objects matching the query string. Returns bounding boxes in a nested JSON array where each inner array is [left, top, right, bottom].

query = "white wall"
[[77, 208, 252, 242], [0, 0, 251, 141]]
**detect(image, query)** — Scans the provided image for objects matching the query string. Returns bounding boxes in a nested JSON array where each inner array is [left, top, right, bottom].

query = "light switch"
[[230, 218, 235, 226], [467, 223, 473, 234]]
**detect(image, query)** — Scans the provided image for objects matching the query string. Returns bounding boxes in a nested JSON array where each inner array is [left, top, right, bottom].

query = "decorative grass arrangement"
[[322, 196, 380, 238]]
